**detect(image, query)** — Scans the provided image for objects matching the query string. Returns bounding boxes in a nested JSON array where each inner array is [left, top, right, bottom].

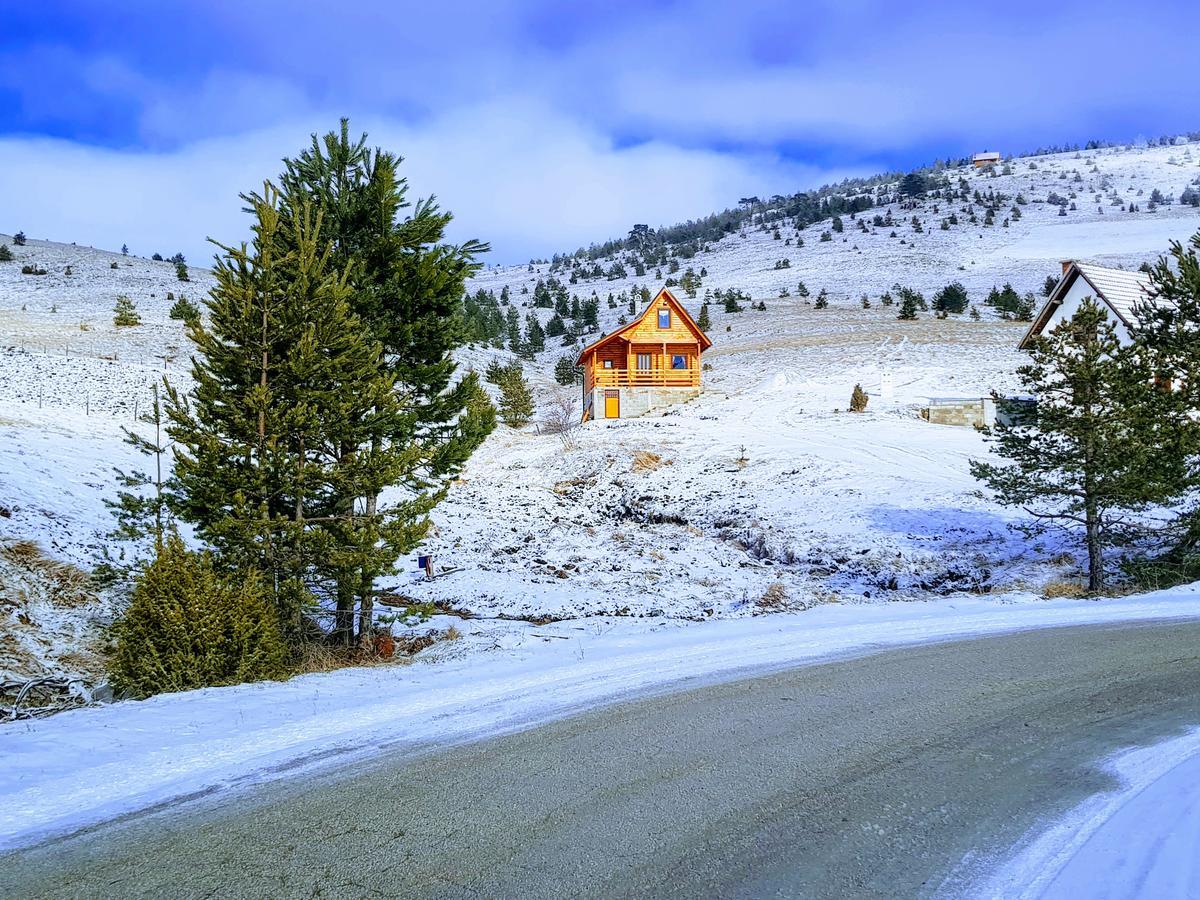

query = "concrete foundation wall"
[[925, 397, 1036, 428], [587, 385, 700, 420], [925, 398, 992, 428]]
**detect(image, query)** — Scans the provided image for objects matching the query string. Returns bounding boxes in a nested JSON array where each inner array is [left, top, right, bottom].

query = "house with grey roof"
[[1019, 260, 1154, 349]]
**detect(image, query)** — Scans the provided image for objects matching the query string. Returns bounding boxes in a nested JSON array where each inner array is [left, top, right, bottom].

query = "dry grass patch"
[[630, 450, 664, 472], [756, 581, 789, 612], [1042, 579, 1089, 599], [0, 540, 94, 607]]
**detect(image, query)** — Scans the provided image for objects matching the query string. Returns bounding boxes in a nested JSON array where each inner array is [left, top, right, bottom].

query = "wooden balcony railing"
[[589, 368, 699, 388]]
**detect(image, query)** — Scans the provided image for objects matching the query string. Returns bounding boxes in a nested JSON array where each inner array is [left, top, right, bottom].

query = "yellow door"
[[604, 390, 620, 418]]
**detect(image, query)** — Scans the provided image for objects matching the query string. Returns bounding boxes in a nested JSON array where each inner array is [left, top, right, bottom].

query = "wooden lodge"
[[972, 151, 1002, 168], [577, 287, 712, 421]]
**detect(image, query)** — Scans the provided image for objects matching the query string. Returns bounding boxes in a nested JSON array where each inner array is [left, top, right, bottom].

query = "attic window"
[[658, 309, 671, 328]]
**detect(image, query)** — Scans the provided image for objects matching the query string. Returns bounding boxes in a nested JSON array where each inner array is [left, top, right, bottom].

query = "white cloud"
[[0, 101, 860, 264]]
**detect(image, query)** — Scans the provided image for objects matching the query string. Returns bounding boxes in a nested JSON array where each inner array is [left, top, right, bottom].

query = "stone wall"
[[925, 398, 992, 428], [924, 397, 1036, 428], [587, 385, 701, 420]]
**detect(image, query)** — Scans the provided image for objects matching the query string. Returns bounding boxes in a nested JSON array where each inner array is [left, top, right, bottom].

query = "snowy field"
[[2, 142, 1200, 688], [3, 585, 1200, 852]]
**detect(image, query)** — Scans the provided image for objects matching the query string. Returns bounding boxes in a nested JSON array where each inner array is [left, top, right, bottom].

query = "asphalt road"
[[3, 620, 1200, 899]]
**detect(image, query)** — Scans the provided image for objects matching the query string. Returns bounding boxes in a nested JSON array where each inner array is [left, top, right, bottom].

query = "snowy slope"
[[470, 140, 1200, 308], [0, 141, 1198, 677]]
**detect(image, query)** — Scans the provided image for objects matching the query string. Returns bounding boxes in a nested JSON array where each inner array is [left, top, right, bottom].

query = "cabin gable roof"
[[577, 288, 712, 364], [1019, 262, 1154, 349]]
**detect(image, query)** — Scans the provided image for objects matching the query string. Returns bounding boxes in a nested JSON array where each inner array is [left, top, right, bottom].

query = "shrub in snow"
[[107, 533, 288, 698], [850, 384, 868, 412], [0, 244, 11, 261], [12, 231, 26, 246]]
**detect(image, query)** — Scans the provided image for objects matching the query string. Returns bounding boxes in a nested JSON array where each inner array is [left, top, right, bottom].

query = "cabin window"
[[602, 359, 613, 369], [657, 309, 671, 328], [671, 354, 687, 370], [636, 353, 652, 370]]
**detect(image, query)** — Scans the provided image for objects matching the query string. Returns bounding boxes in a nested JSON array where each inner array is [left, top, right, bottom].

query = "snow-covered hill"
[[472, 140, 1200, 311], [2, 140, 1200, 688]]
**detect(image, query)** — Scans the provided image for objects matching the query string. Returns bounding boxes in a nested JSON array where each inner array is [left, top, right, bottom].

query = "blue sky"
[[1, 0, 1196, 264]]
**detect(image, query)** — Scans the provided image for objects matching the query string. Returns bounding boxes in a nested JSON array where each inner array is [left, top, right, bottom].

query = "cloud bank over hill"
[[1, 0, 1196, 262]]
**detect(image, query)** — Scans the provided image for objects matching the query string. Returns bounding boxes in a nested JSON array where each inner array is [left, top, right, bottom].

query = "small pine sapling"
[[850, 384, 868, 412], [113, 294, 141, 326]]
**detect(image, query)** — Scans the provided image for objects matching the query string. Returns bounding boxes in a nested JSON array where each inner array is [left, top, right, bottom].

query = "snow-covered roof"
[[1072, 263, 1154, 326], [973, 151, 1002, 161], [1020, 262, 1155, 348]]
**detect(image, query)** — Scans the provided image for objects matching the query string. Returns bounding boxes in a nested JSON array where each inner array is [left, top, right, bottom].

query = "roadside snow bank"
[[974, 726, 1200, 899], [4, 587, 1200, 851]]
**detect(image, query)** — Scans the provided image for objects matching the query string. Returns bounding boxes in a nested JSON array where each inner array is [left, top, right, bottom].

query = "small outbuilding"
[[1020, 260, 1154, 349], [577, 287, 712, 421], [972, 152, 1002, 168]]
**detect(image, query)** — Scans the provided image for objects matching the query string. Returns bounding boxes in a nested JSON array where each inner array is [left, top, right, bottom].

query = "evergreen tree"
[[259, 121, 493, 640], [932, 282, 969, 314], [897, 294, 919, 320], [98, 383, 171, 582], [971, 300, 1176, 592], [697, 303, 711, 332], [505, 305, 522, 351], [898, 172, 928, 197], [849, 384, 868, 412], [523, 312, 545, 356], [169, 295, 202, 326], [107, 532, 288, 698], [175, 260, 190, 282], [12, 231, 26, 246], [796, 281, 810, 298], [545, 312, 566, 337], [582, 296, 599, 331], [1127, 231, 1200, 566], [488, 362, 534, 427], [0, 244, 12, 262], [814, 289, 829, 309], [113, 295, 141, 326], [554, 354, 581, 385], [166, 184, 411, 642]]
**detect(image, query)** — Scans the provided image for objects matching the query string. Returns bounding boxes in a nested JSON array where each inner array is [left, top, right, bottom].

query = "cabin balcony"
[[587, 366, 700, 389]]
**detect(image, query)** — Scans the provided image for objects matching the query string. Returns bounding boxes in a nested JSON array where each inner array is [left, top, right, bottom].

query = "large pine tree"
[[971, 299, 1179, 592], [166, 184, 407, 639], [241, 121, 494, 641], [1129, 231, 1200, 561]]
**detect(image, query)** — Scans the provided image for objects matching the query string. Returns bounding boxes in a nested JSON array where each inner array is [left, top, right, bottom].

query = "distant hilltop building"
[[972, 151, 1002, 168], [578, 287, 711, 421], [1020, 260, 1154, 349]]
